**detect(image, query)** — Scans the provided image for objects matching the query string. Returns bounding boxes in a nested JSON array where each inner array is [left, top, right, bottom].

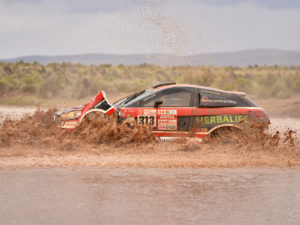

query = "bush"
[[0, 62, 299, 100]]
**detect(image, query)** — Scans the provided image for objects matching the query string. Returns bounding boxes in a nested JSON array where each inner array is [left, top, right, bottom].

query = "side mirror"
[[154, 100, 163, 108]]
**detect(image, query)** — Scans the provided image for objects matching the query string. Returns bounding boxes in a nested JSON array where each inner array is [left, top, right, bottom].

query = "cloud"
[[1, 0, 153, 13], [66, 0, 136, 13], [192, 0, 300, 9], [0, 0, 299, 58], [2, 0, 300, 12]]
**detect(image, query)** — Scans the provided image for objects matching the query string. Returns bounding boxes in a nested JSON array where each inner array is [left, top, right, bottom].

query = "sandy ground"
[[0, 106, 299, 169]]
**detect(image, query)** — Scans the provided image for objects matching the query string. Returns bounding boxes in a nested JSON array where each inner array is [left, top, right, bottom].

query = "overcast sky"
[[0, 0, 299, 58]]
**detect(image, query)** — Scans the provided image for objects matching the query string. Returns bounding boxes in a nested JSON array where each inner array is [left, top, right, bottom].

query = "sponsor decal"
[[137, 109, 157, 126], [143, 109, 156, 116], [127, 109, 136, 113], [158, 111, 177, 130], [158, 123, 177, 130], [205, 99, 237, 104], [202, 96, 208, 105], [201, 96, 237, 105], [158, 115, 176, 120], [121, 109, 135, 118], [158, 120, 177, 125], [196, 114, 248, 125], [158, 109, 177, 115]]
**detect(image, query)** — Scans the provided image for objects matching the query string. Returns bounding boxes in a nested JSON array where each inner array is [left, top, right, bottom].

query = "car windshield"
[[113, 89, 154, 107], [113, 96, 128, 107]]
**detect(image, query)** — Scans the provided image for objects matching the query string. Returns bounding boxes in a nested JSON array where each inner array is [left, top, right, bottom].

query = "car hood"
[[54, 90, 116, 125], [54, 105, 84, 117]]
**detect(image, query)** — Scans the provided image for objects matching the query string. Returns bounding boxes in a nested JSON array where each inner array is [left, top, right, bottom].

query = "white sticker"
[[158, 119, 177, 130], [143, 109, 156, 116], [138, 115, 156, 126], [158, 109, 177, 115]]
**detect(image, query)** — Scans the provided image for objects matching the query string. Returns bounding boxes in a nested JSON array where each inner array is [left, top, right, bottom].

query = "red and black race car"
[[54, 82, 269, 139]]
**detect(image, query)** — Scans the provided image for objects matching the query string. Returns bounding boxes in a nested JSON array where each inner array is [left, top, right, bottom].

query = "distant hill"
[[1, 49, 300, 66]]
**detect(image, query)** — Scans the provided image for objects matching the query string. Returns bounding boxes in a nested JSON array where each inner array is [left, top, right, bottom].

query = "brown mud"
[[0, 108, 299, 169]]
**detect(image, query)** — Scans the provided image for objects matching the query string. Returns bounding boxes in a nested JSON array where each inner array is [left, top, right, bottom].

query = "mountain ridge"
[[1, 49, 300, 66]]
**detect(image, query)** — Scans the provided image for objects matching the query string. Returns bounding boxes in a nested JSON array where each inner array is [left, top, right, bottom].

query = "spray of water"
[[0, 109, 299, 168]]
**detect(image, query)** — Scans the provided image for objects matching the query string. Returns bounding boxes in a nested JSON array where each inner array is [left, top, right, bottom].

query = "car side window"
[[144, 88, 192, 107], [143, 94, 159, 107], [160, 91, 191, 107], [142, 88, 193, 107]]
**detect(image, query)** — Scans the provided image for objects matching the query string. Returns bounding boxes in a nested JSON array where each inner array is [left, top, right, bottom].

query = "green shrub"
[[0, 62, 299, 100]]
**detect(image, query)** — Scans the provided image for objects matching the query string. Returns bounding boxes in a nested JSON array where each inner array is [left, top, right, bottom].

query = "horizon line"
[[1, 48, 300, 60]]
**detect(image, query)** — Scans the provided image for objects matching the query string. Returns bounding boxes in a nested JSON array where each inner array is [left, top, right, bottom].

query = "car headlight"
[[61, 111, 82, 121]]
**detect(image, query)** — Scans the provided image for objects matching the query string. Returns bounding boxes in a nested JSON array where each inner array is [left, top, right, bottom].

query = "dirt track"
[[0, 106, 299, 169]]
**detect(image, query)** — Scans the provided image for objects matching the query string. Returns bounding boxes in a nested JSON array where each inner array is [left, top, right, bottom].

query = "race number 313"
[[138, 115, 156, 125]]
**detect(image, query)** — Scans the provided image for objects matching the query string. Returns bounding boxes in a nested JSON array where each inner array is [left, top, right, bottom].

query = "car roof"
[[153, 84, 246, 96]]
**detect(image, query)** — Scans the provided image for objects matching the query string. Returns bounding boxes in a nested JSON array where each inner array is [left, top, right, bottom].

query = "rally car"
[[54, 82, 269, 139]]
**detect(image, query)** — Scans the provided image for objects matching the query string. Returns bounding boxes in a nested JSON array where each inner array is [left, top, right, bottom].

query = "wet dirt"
[[1, 168, 299, 225], [0, 106, 299, 169]]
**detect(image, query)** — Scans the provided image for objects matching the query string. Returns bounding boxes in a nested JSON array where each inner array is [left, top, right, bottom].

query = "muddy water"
[[1, 106, 299, 131], [271, 118, 300, 132], [1, 106, 299, 168], [0, 106, 38, 120], [0, 168, 299, 225], [0, 107, 300, 224]]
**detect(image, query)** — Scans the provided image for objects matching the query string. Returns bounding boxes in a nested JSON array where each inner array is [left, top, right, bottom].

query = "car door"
[[133, 92, 159, 130], [150, 87, 196, 136]]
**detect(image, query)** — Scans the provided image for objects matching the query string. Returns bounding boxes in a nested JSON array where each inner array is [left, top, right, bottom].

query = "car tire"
[[210, 127, 242, 144]]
